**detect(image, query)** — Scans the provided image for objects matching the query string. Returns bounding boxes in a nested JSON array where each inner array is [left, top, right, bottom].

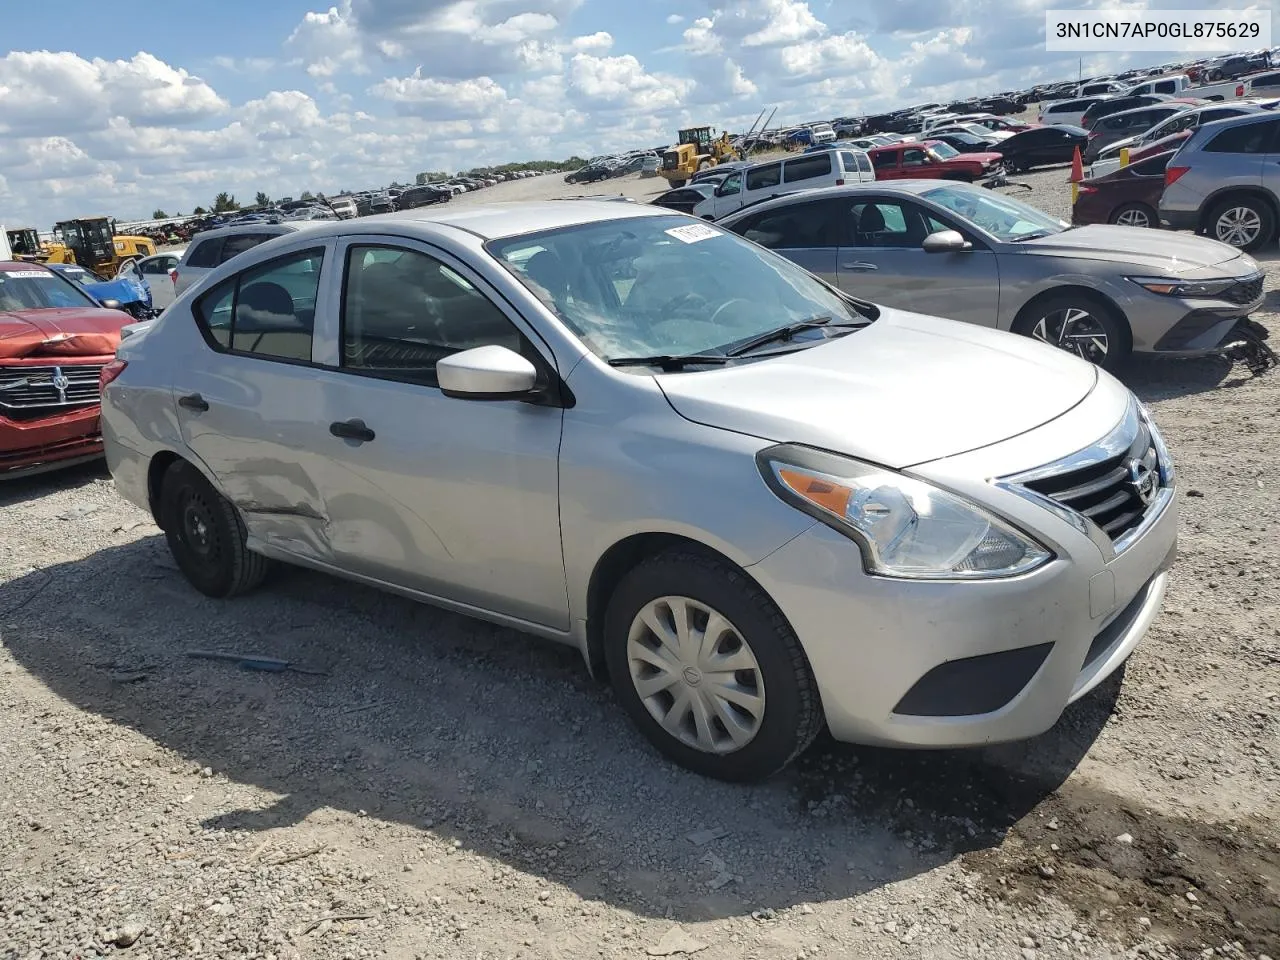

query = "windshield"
[[921, 185, 1068, 241], [0, 269, 98, 310], [487, 215, 869, 363], [58, 266, 109, 285], [928, 142, 960, 158]]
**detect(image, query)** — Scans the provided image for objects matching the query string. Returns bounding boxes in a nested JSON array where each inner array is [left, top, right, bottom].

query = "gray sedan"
[[718, 181, 1264, 370], [101, 202, 1176, 781]]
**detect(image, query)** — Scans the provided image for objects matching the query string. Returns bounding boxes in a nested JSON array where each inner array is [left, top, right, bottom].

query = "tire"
[[1205, 195, 1275, 252], [1005, 159, 1024, 173], [697, 160, 712, 171], [669, 178, 687, 188], [602, 549, 823, 782], [158, 460, 270, 599], [1108, 202, 1157, 229], [1013, 292, 1131, 371]]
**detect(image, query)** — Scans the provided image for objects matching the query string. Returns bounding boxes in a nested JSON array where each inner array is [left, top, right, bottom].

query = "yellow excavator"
[[46, 217, 156, 273], [657, 127, 739, 188]]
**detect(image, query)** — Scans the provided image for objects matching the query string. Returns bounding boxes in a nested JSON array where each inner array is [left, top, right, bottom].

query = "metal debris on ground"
[[186, 649, 330, 675]]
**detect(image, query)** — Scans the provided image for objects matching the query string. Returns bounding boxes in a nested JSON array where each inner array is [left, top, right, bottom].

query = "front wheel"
[[603, 550, 823, 782], [1109, 202, 1157, 229], [1013, 293, 1131, 371], [1206, 196, 1275, 251], [158, 460, 270, 598]]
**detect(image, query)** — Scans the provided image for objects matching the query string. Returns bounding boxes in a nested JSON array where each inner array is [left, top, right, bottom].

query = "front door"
[[832, 196, 1001, 324], [307, 239, 569, 630]]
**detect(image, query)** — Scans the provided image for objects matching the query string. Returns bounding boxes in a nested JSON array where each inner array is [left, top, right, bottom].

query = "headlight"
[[757, 445, 1052, 580], [1129, 276, 1237, 299]]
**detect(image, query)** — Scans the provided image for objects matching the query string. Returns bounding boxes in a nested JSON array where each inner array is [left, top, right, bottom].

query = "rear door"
[[832, 195, 1001, 323], [729, 198, 842, 284], [175, 242, 337, 561]]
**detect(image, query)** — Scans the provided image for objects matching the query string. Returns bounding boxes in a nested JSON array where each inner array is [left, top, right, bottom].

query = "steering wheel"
[[657, 291, 710, 314], [709, 297, 757, 331]]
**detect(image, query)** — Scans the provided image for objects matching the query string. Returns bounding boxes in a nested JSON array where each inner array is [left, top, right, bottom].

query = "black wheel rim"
[[1030, 307, 1109, 364], [177, 487, 221, 566]]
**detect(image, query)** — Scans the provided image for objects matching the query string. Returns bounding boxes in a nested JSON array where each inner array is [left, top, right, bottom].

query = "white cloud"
[[666, 14, 684, 24], [370, 71, 510, 118], [570, 32, 613, 53], [567, 53, 693, 113]]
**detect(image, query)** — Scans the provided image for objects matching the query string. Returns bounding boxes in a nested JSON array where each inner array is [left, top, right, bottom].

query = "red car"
[[1072, 151, 1175, 229], [867, 140, 1003, 182], [0, 261, 132, 478]]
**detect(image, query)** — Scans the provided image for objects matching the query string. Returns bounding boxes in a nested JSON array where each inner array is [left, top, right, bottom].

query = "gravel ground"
[[2, 133, 1278, 960]]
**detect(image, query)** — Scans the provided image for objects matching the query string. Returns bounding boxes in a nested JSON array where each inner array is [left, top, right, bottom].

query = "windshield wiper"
[[724, 316, 866, 357], [1011, 229, 1055, 242], [607, 353, 729, 371]]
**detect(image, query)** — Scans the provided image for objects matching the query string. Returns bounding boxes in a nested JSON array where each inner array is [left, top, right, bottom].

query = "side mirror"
[[100, 298, 123, 310], [437, 345, 538, 400], [922, 229, 972, 253]]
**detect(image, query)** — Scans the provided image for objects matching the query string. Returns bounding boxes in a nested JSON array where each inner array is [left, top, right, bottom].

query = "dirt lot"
[[1, 159, 1278, 960]]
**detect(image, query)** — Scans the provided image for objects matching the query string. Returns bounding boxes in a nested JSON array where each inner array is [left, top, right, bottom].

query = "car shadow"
[[0, 536, 1116, 922], [0, 459, 109, 508], [1121, 353, 1253, 400]]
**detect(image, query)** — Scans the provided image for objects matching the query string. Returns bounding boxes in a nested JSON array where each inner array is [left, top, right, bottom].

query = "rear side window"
[[1132, 154, 1172, 176], [1154, 80, 1176, 94], [1204, 119, 1278, 154], [193, 248, 324, 362], [184, 239, 222, 268], [219, 232, 276, 264], [745, 163, 782, 190], [871, 151, 898, 169], [855, 152, 874, 175], [782, 152, 832, 183]]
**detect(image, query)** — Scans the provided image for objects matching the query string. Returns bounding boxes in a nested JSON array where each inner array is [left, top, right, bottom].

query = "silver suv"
[[173, 222, 327, 296], [1159, 111, 1280, 250]]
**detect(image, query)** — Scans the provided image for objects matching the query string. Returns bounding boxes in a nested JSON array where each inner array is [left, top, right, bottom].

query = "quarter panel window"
[[184, 239, 222, 268], [745, 163, 782, 190], [340, 245, 524, 387], [782, 152, 832, 183]]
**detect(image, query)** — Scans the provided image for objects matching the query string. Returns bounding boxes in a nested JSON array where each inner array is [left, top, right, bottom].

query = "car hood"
[[84, 277, 150, 306], [0, 307, 129, 359], [656, 310, 1097, 469], [1018, 224, 1243, 270], [945, 152, 1003, 165]]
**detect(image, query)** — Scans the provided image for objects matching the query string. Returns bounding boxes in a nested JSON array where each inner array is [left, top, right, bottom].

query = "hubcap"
[[1114, 207, 1151, 227], [179, 491, 218, 561], [626, 596, 765, 755], [1216, 206, 1262, 247], [1031, 307, 1109, 365]]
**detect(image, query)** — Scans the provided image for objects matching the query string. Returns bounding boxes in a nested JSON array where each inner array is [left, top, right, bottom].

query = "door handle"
[[177, 393, 209, 412], [329, 419, 375, 443], [842, 261, 879, 271]]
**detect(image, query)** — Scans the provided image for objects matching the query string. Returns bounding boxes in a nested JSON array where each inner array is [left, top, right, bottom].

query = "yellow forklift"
[[657, 127, 740, 188], [4, 227, 46, 262]]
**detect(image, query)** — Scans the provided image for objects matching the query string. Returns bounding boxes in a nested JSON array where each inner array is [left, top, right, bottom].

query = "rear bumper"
[[1159, 209, 1200, 231], [0, 406, 104, 477]]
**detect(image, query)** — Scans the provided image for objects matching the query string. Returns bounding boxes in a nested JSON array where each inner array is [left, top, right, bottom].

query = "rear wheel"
[[670, 178, 687, 188], [1206, 196, 1275, 251], [158, 460, 269, 598], [1109, 202, 1157, 229], [1013, 293, 1131, 371], [603, 550, 823, 782]]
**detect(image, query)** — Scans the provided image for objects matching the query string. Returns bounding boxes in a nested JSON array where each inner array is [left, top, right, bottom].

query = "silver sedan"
[[101, 202, 1177, 781], [717, 181, 1264, 370]]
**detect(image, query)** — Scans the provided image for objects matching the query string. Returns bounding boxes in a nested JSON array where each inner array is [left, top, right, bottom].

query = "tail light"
[[835, 178, 845, 185], [99, 359, 128, 392], [1166, 165, 1190, 186], [1236, 84, 1244, 97], [1076, 184, 1097, 196], [169, 268, 177, 288]]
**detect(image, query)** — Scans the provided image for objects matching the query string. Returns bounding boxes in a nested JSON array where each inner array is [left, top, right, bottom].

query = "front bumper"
[[1127, 281, 1264, 355], [1, 406, 104, 478], [747, 386, 1179, 748]]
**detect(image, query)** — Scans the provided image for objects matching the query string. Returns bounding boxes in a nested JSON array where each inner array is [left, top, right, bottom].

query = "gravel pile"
[[1, 143, 1277, 960]]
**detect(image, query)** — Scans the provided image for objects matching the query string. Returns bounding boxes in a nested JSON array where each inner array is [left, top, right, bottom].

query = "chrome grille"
[[0, 364, 104, 412], [1222, 274, 1263, 306], [1022, 421, 1157, 542]]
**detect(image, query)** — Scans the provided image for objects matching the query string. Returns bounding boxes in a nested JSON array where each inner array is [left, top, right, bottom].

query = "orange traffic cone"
[[1070, 145, 1084, 204]]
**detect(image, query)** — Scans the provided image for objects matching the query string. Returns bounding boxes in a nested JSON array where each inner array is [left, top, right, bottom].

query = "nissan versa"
[[101, 203, 1178, 782]]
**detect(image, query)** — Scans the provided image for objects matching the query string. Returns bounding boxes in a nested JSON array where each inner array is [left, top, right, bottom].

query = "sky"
[[0, 0, 1268, 226]]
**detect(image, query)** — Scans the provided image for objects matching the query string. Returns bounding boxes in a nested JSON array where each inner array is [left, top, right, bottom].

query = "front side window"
[[718, 173, 742, 196], [902, 148, 928, 166], [193, 248, 323, 362], [341, 245, 523, 387], [488, 215, 867, 363]]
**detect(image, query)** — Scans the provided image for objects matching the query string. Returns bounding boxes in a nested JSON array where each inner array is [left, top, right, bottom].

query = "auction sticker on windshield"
[[665, 223, 721, 244], [4, 271, 56, 279]]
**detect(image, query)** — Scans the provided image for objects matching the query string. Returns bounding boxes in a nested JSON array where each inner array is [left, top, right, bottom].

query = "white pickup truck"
[[1125, 70, 1280, 102]]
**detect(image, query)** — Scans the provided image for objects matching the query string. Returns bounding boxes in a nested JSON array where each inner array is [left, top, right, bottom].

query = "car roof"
[[717, 180, 978, 221], [0, 260, 55, 273], [363, 200, 675, 240], [188, 221, 328, 243]]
